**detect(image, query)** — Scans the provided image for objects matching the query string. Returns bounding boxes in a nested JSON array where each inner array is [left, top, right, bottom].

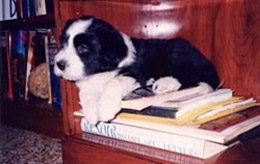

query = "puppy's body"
[[120, 37, 219, 90], [54, 16, 220, 124]]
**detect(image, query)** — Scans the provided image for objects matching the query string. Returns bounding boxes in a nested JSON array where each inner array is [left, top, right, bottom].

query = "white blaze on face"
[[54, 19, 93, 81]]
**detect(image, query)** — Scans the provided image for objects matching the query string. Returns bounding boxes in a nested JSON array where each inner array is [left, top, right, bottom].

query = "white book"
[[0, 0, 3, 21], [81, 118, 229, 159], [35, 0, 47, 16], [3, 0, 17, 20], [120, 85, 214, 111], [175, 89, 233, 117]]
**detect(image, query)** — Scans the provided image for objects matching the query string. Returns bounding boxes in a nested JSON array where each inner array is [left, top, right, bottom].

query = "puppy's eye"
[[77, 44, 89, 54]]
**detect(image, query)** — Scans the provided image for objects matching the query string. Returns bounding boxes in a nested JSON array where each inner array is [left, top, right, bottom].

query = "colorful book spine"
[[24, 32, 35, 101], [22, 0, 30, 18], [47, 36, 62, 109], [6, 33, 13, 100], [11, 30, 27, 103], [81, 118, 227, 159]]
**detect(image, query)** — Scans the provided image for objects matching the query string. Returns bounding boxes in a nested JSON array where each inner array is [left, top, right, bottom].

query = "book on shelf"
[[80, 118, 231, 159], [75, 100, 259, 144], [21, 0, 36, 18], [45, 32, 62, 109], [113, 104, 260, 143], [76, 104, 259, 158], [75, 86, 259, 158], [0, 0, 3, 21], [44, 34, 52, 104], [35, 0, 47, 16], [24, 31, 36, 101], [2, 0, 18, 20], [21, 0, 30, 18], [5, 33, 13, 100], [121, 88, 234, 119], [0, 33, 9, 99], [10, 30, 28, 103], [4, 29, 61, 108], [19, 0, 52, 18], [45, 0, 53, 15]]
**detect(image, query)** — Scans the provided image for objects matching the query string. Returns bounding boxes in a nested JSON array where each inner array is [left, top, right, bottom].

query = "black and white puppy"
[[54, 16, 220, 125]]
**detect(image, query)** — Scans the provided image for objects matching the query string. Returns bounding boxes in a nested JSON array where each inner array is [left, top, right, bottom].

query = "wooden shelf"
[[62, 132, 260, 164], [2, 100, 64, 138], [0, 15, 55, 31]]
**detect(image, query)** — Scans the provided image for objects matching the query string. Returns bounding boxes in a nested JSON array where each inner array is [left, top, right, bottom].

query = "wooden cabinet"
[[54, 0, 260, 163]]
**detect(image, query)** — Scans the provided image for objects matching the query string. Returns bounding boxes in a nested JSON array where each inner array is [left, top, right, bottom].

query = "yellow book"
[[117, 97, 245, 126], [191, 102, 260, 125], [175, 97, 244, 125]]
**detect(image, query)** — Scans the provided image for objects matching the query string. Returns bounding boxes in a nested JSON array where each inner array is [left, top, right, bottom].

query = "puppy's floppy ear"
[[60, 19, 76, 45], [90, 18, 128, 68], [63, 19, 75, 30]]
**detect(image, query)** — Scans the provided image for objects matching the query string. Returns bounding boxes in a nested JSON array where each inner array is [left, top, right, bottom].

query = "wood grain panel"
[[213, 0, 260, 98]]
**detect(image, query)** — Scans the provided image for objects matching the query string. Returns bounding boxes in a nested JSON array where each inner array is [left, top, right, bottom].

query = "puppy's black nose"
[[57, 60, 66, 71]]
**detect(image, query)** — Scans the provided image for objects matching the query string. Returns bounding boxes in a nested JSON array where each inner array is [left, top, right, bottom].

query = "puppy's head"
[[54, 16, 133, 81]]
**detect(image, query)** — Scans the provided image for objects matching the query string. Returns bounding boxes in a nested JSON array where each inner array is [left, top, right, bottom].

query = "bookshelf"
[[0, 15, 55, 30], [54, 0, 260, 163], [0, 1, 63, 138]]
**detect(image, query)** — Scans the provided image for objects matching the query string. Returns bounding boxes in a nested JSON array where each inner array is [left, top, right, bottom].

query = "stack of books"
[[74, 86, 260, 159]]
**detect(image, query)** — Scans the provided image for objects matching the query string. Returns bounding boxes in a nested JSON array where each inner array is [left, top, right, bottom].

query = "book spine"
[[0, 33, 9, 99], [45, 0, 53, 14], [11, 30, 27, 103], [11, 32, 19, 102], [47, 38, 62, 109], [24, 32, 35, 101], [6, 33, 13, 100], [44, 35, 52, 104], [29, 0, 36, 17], [22, 0, 30, 18], [0, 0, 3, 21], [16, 0, 23, 18], [81, 118, 210, 159], [35, 0, 47, 16], [3, 0, 18, 20]]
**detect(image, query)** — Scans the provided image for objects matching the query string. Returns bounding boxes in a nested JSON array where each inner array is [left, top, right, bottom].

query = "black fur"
[[61, 16, 220, 89], [120, 38, 220, 89]]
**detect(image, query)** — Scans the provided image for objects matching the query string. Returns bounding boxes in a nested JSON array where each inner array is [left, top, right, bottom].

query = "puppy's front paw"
[[80, 95, 100, 125], [82, 106, 99, 125], [152, 77, 182, 94], [198, 82, 213, 95], [98, 79, 122, 122]]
